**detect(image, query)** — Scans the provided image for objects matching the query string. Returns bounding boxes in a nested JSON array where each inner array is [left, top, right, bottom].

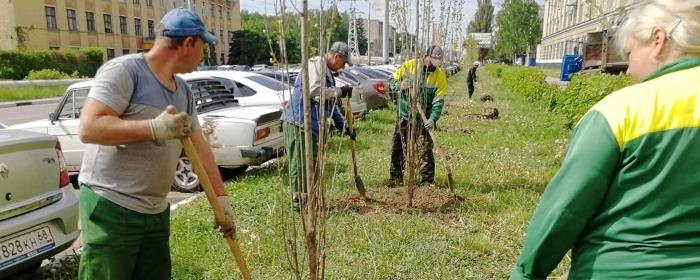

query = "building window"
[[86, 11, 96, 32], [218, 5, 222, 19], [133, 0, 140, 4], [120, 16, 127, 34], [67, 9, 78, 31], [228, 8, 232, 20], [160, 0, 164, 7], [104, 14, 113, 33], [210, 4, 214, 17], [147, 20, 154, 38], [107, 48, 115, 60], [146, 0, 152, 7], [123, 48, 130, 55], [45, 6, 58, 30], [135, 18, 142, 36]]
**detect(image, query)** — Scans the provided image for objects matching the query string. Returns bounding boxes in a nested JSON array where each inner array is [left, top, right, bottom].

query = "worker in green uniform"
[[511, 1, 700, 279], [387, 45, 448, 187]]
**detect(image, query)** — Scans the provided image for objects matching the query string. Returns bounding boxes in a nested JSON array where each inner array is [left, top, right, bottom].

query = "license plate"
[[0, 226, 55, 269]]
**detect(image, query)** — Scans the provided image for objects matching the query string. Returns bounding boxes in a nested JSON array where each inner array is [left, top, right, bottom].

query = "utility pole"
[[368, 7, 371, 64], [341, 0, 361, 58], [383, 0, 389, 64]]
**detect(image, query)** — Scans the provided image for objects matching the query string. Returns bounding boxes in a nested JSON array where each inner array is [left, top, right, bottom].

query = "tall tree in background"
[[356, 16, 368, 55], [493, 0, 541, 63], [467, 0, 494, 33], [467, 0, 494, 59], [228, 30, 272, 65]]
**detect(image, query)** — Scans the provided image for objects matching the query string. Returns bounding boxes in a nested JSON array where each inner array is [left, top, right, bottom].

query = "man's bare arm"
[[79, 98, 153, 145]]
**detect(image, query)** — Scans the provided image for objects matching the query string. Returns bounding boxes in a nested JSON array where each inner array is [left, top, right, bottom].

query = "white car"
[[10, 79, 285, 192], [194, 70, 367, 118], [0, 129, 79, 277]]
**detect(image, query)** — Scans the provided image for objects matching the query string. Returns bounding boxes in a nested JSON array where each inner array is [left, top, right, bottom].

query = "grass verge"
[[0, 86, 66, 102], [167, 68, 572, 279]]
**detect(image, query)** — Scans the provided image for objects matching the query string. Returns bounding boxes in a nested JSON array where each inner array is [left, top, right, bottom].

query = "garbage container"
[[560, 54, 582, 81]]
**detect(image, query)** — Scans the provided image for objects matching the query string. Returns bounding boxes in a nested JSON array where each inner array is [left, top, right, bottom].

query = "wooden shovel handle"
[[180, 137, 252, 280]]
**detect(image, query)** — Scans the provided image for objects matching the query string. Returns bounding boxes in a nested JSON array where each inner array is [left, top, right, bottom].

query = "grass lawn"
[[169, 68, 573, 279], [0, 86, 66, 101]]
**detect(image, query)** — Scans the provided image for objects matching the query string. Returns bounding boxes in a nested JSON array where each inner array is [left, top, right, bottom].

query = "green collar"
[[641, 57, 700, 82]]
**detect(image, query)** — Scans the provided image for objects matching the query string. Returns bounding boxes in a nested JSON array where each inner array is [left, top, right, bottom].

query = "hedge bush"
[[26, 69, 80, 80], [0, 48, 103, 80], [487, 64, 633, 128], [554, 73, 632, 128]]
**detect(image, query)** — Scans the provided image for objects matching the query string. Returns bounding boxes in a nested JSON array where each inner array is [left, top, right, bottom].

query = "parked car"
[[192, 70, 367, 118], [252, 64, 273, 71], [9, 79, 285, 192], [337, 68, 388, 111], [0, 129, 79, 277], [184, 71, 290, 109], [217, 65, 252, 71]]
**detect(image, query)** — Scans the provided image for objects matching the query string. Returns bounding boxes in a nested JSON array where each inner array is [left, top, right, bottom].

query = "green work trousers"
[[285, 121, 318, 196], [78, 186, 171, 280]]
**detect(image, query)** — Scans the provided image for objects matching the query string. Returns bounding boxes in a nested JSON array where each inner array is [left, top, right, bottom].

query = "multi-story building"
[[360, 18, 396, 59], [0, 0, 240, 64], [537, 0, 644, 68]]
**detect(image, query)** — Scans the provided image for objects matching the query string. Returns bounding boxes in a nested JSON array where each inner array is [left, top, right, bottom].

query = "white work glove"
[[149, 105, 191, 141], [424, 119, 435, 130], [213, 196, 236, 238]]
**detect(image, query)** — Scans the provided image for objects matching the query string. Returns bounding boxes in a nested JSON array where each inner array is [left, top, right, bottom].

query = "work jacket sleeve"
[[429, 70, 448, 121], [510, 111, 620, 280]]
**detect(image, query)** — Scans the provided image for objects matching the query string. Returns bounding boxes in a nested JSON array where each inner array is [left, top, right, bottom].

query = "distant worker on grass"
[[77, 8, 235, 279], [467, 61, 480, 101], [387, 45, 448, 188], [511, 0, 700, 278]]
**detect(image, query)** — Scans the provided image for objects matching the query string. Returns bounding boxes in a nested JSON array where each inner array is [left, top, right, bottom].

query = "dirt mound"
[[480, 95, 494, 102], [331, 187, 463, 214]]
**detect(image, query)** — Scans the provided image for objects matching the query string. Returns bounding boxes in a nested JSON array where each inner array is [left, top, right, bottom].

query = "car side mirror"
[[49, 113, 56, 124]]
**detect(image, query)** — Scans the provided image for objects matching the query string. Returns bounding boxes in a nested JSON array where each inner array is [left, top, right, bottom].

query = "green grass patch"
[[166, 68, 573, 279], [0, 86, 65, 101]]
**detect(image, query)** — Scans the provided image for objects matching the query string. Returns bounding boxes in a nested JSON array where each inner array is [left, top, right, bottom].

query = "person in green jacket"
[[511, 1, 700, 279], [387, 45, 448, 187]]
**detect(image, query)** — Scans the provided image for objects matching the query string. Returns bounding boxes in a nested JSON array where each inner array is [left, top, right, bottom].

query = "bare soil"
[[331, 186, 463, 215]]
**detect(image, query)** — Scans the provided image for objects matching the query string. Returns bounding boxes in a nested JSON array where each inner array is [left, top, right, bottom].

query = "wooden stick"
[[344, 96, 367, 198], [180, 137, 252, 280]]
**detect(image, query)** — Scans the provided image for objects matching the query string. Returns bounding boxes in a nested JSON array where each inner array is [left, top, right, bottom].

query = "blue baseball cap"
[[160, 8, 218, 45]]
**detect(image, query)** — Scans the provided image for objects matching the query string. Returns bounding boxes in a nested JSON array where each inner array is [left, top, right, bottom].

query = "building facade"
[[360, 18, 396, 60], [537, 0, 644, 68], [0, 0, 240, 64]]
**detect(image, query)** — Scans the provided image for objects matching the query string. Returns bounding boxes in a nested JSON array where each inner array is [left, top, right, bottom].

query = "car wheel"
[[172, 156, 202, 192]]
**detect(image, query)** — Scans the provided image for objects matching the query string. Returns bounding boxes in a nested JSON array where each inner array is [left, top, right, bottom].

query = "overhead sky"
[[240, 0, 545, 32]]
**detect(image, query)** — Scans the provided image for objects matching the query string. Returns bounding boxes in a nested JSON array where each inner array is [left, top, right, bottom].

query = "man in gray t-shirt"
[[77, 8, 235, 279]]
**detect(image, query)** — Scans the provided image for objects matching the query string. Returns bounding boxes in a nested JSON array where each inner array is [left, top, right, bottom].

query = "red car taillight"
[[255, 127, 271, 141], [373, 83, 386, 95], [55, 141, 70, 188]]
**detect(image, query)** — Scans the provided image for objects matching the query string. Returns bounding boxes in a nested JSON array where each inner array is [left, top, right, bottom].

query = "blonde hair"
[[615, 0, 700, 59]]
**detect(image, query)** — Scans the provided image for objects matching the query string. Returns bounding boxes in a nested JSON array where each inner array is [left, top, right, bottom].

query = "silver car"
[[0, 129, 79, 277]]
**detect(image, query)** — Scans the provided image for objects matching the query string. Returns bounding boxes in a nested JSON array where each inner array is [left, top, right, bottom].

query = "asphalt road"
[[0, 103, 56, 126]]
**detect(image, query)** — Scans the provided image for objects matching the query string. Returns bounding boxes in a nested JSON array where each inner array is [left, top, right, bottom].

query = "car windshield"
[[58, 87, 90, 119], [247, 75, 289, 91], [187, 79, 238, 113]]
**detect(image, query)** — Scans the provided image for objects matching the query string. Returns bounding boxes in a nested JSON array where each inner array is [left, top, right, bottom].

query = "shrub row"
[[487, 64, 632, 128], [0, 48, 103, 80], [26, 69, 81, 80]]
